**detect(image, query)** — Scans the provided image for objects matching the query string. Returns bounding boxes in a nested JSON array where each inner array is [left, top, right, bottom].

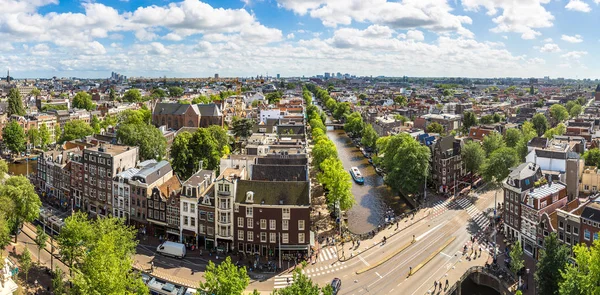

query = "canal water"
[[316, 101, 413, 234], [8, 159, 37, 176]]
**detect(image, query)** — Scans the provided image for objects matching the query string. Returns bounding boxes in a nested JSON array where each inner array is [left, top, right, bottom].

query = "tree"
[[56, 212, 94, 277], [198, 256, 249, 295], [34, 225, 48, 264], [426, 122, 444, 134], [7, 88, 25, 116], [461, 141, 485, 182], [482, 132, 505, 156], [123, 89, 142, 102], [570, 104, 582, 118], [378, 133, 430, 196], [0, 159, 7, 177], [52, 267, 66, 295], [535, 233, 569, 295], [171, 132, 194, 179], [344, 112, 364, 135], [117, 124, 167, 161], [462, 111, 478, 133], [168, 86, 184, 97], [516, 122, 537, 160], [479, 115, 494, 124], [565, 100, 579, 113], [119, 109, 150, 125], [2, 121, 26, 154], [550, 104, 569, 125], [272, 268, 325, 295], [109, 87, 117, 101], [333, 102, 351, 120], [192, 95, 211, 104], [509, 241, 524, 276], [310, 118, 326, 135], [72, 92, 95, 111], [0, 213, 11, 259], [361, 124, 378, 149], [312, 138, 338, 169], [532, 113, 549, 136], [39, 123, 51, 148], [29, 87, 41, 97], [232, 117, 254, 140], [59, 120, 94, 143], [317, 158, 354, 211], [534, 99, 545, 107], [101, 115, 118, 130], [27, 127, 40, 148], [504, 128, 521, 148], [1, 176, 41, 242], [265, 91, 282, 104], [583, 148, 600, 167], [20, 248, 32, 283], [358, 93, 366, 100], [394, 95, 407, 106], [481, 147, 519, 183], [558, 239, 600, 295], [190, 128, 221, 171]]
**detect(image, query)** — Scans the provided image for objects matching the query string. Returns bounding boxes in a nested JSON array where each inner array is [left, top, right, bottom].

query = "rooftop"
[[527, 182, 566, 199], [84, 144, 136, 156]]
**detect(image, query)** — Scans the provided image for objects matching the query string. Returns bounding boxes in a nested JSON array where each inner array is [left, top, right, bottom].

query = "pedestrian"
[[409, 266, 412, 274], [150, 261, 154, 272], [446, 279, 449, 287], [434, 281, 438, 289]]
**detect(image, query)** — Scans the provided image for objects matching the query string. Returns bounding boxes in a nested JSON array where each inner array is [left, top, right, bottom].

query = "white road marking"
[[359, 255, 371, 266], [375, 272, 383, 279], [440, 252, 452, 258], [416, 222, 447, 241]]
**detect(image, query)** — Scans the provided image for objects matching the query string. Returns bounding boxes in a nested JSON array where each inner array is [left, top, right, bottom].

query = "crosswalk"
[[302, 260, 347, 278], [455, 198, 490, 231], [273, 274, 294, 289], [317, 247, 338, 262], [430, 199, 456, 218]]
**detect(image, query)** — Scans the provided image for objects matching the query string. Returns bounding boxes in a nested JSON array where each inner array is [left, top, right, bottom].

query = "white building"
[[179, 168, 215, 245], [259, 108, 285, 122]]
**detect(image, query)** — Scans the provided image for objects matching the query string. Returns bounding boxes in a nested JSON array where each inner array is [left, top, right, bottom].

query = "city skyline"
[[1, 0, 600, 78]]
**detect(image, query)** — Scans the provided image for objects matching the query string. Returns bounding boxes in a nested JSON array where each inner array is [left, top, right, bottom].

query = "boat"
[[349, 167, 365, 184]]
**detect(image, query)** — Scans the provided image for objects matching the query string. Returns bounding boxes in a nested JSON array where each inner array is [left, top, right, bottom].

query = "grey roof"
[[138, 159, 158, 168], [116, 167, 141, 180], [508, 162, 539, 180], [131, 160, 172, 184], [528, 137, 548, 148], [194, 103, 222, 116], [256, 154, 308, 165], [581, 202, 600, 223], [154, 103, 190, 116], [251, 164, 308, 181], [182, 169, 214, 187], [527, 182, 566, 199], [235, 180, 310, 206]]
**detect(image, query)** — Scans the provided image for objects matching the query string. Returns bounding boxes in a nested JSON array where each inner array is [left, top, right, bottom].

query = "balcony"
[[217, 191, 231, 196]]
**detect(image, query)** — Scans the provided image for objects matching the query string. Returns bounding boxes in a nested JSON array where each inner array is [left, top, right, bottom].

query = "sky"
[[1, 0, 600, 79]]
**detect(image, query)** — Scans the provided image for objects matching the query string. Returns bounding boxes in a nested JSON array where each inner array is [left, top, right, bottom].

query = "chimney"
[[547, 174, 552, 187], [198, 160, 204, 173]]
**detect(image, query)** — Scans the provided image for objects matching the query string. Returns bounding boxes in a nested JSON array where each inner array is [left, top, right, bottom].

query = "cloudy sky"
[[1, 0, 599, 79]]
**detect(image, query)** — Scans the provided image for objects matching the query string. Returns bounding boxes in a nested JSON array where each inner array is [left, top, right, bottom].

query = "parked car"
[[331, 278, 342, 295]]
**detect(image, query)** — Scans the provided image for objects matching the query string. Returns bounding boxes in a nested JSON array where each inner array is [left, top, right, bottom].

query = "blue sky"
[[1, 0, 599, 79]]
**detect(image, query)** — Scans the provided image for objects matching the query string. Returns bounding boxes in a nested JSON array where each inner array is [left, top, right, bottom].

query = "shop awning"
[[166, 228, 180, 236], [279, 244, 309, 251], [181, 229, 196, 236]]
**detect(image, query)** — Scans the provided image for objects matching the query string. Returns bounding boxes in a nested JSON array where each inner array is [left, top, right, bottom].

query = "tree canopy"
[[509, 241, 524, 276], [0, 175, 41, 242], [117, 123, 167, 161], [7, 88, 25, 116], [482, 132, 506, 156], [171, 127, 230, 180], [461, 141, 485, 181], [426, 122, 444, 134], [532, 113, 549, 136], [2, 121, 26, 154], [168, 86, 184, 97], [123, 89, 143, 102], [504, 128, 521, 148], [317, 158, 354, 211], [72, 92, 96, 111], [535, 233, 569, 295], [198, 256, 249, 295], [232, 117, 254, 140], [583, 148, 600, 167], [312, 138, 338, 169], [59, 120, 94, 143], [361, 124, 378, 150], [481, 147, 519, 183], [549, 104, 569, 125], [462, 111, 477, 133], [558, 239, 600, 295], [272, 268, 333, 295], [344, 112, 364, 135]]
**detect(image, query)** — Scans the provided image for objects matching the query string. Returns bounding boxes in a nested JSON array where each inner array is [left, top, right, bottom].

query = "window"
[[218, 184, 223, 191], [183, 202, 188, 212], [282, 220, 289, 231], [238, 230, 244, 241], [585, 185, 590, 190], [595, 232, 599, 241], [199, 224, 205, 234], [190, 205, 195, 214], [184, 216, 189, 226], [298, 220, 305, 231], [525, 179, 530, 186], [200, 211, 206, 220], [282, 208, 290, 219], [247, 231, 253, 241], [559, 221, 564, 229], [566, 236, 571, 244], [148, 210, 153, 219], [246, 191, 254, 203], [208, 212, 214, 221], [238, 217, 244, 228], [574, 227, 579, 235], [190, 217, 195, 227], [207, 227, 214, 236], [298, 233, 305, 244], [559, 232, 564, 241], [246, 207, 253, 217], [247, 218, 253, 229], [270, 220, 276, 230], [270, 232, 276, 243], [260, 219, 267, 230], [260, 232, 267, 242], [567, 224, 571, 233]]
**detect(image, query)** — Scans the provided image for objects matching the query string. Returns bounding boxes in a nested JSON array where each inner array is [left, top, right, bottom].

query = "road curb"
[[408, 236, 456, 277], [338, 211, 430, 263], [355, 239, 416, 275]]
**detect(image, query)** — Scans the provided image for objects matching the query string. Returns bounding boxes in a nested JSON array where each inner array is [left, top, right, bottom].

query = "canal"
[[316, 102, 413, 234], [8, 159, 37, 176]]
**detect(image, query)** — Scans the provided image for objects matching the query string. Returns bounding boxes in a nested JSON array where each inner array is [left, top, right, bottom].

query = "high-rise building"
[[214, 73, 219, 79], [324, 72, 330, 79], [276, 74, 280, 79]]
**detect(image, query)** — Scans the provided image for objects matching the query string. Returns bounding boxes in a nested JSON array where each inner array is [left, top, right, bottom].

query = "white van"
[[156, 241, 186, 258]]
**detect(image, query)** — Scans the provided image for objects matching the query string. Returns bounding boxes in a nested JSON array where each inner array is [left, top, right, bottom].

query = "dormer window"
[[187, 187, 193, 196], [202, 195, 211, 206], [246, 191, 254, 203]]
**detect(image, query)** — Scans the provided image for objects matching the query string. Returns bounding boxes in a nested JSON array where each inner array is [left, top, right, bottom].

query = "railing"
[[445, 266, 515, 295]]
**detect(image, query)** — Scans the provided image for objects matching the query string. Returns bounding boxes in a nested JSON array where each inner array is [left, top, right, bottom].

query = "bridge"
[[325, 123, 344, 130]]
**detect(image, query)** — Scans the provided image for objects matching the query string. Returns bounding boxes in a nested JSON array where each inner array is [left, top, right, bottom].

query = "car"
[[331, 278, 342, 295]]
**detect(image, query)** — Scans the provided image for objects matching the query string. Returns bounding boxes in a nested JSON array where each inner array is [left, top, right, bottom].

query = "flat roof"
[[528, 182, 566, 199]]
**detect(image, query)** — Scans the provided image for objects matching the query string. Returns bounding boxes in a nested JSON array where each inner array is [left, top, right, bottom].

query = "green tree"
[[378, 133, 430, 196], [171, 131, 194, 179], [479, 115, 494, 124], [516, 121, 538, 160], [29, 87, 41, 97], [20, 248, 32, 283], [2, 121, 26, 154], [426, 122, 444, 134], [481, 147, 519, 183], [117, 124, 167, 161], [565, 101, 578, 113], [90, 115, 101, 134], [232, 117, 254, 140], [0, 212, 11, 259], [583, 148, 600, 167], [192, 95, 211, 104], [534, 99, 545, 107], [310, 118, 326, 135], [101, 115, 118, 130], [59, 120, 94, 143], [56, 212, 94, 277], [168, 86, 185, 97], [266, 91, 282, 104], [509, 241, 524, 276], [394, 95, 407, 106], [52, 267, 66, 295], [7, 88, 25, 116], [39, 123, 51, 148], [109, 87, 117, 101], [361, 124, 378, 150], [72, 92, 95, 111], [550, 104, 569, 125], [119, 109, 150, 125], [27, 127, 40, 148], [317, 158, 354, 211], [358, 93, 367, 100], [570, 104, 582, 118], [123, 89, 142, 102], [272, 268, 325, 295], [198, 256, 249, 295], [312, 138, 338, 169], [333, 102, 351, 120], [482, 132, 506, 156], [504, 128, 521, 148], [190, 128, 221, 171], [462, 111, 478, 133], [344, 112, 364, 135], [558, 239, 600, 295], [461, 141, 485, 183], [532, 113, 549, 136], [535, 233, 569, 295], [34, 225, 48, 264], [1, 175, 41, 242]]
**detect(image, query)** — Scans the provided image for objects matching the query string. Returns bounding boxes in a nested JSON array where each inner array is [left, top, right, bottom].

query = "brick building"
[[152, 103, 222, 130], [431, 136, 465, 195]]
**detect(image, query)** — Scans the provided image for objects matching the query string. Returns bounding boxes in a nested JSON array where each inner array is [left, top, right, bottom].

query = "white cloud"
[[543, 38, 552, 42], [149, 42, 170, 55], [406, 29, 425, 41], [502, 35, 508, 39], [163, 33, 183, 41], [561, 34, 583, 43], [565, 0, 591, 12], [539, 43, 561, 53], [286, 33, 295, 39], [562, 51, 588, 59], [462, 0, 554, 39]]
